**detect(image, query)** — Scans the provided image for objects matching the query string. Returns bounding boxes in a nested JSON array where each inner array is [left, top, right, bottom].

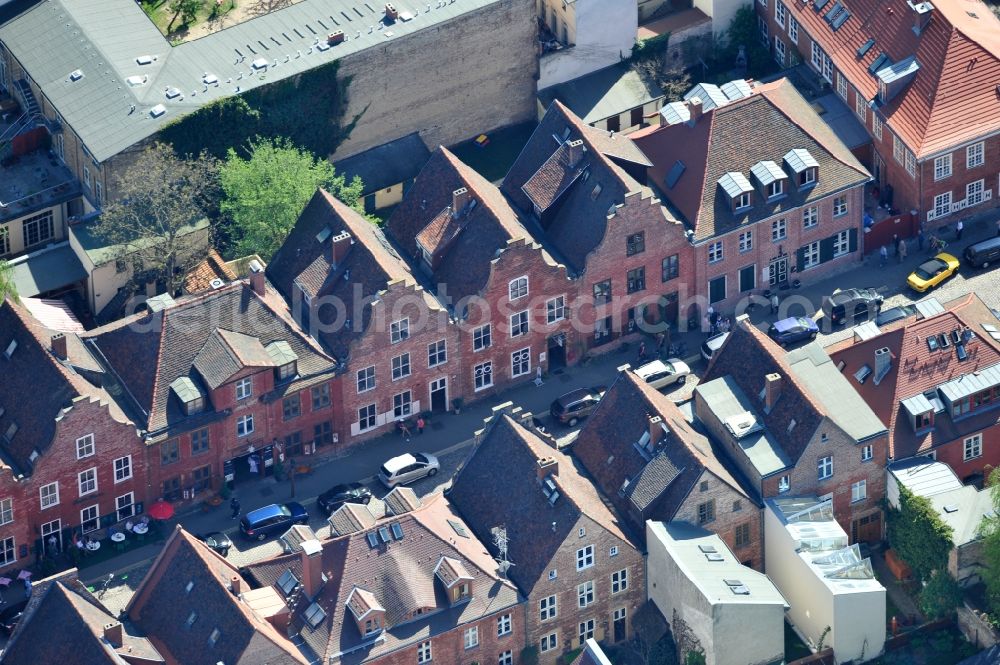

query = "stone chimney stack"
[[231, 575, 243, 595], [688, 97, 703, 123], [537, 456, 558, 481], [249, 261, 266, 296], [566, 139, 585, 168], [764, 373, 783, 411], [452, 187, 471, 217], [648, 414, 663, 445], [300, 539, 325, 600], [330, 231, 352, 267], [51, 333, 67, 360], [103, 622, 123, 647]]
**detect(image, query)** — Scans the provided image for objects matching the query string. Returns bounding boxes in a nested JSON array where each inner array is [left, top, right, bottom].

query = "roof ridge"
[[740, 321, 829, 418], [4, 298, 85, 398], [144, 305, 172, 432], [439, 147, 526, 241]]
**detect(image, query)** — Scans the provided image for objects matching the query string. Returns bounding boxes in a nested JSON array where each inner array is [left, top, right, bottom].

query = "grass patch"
[[140, 0, 236, 39], [450, 121, 537, 183]]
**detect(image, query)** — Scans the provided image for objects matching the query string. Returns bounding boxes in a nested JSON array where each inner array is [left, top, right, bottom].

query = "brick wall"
[[930, 423, 1000, 485], [672, 470, 764, 570], [333, 0, 538, 161], [526, 515, 645, 663], [373, 608, 526, 665]]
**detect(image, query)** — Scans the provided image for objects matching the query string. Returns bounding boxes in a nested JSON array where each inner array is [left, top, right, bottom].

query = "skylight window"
[[277, 570, 299, 596], [305, 602, 327, 628], [391, 523, 404, 540]]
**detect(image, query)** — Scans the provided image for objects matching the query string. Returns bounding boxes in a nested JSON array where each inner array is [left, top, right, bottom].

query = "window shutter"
[[820, 237, 835, 263], [795, 247, 806, 272], [849, 228, 858, 253]]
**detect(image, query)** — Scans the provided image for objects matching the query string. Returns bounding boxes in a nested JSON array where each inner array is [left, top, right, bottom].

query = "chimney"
[[327, 30, 345, 45], [452, 187, 471, 217], [537, 456, 558, 481], [648, 414, 663, 445], [249, 262, 265, 296], [873, 346, 892, 385], [330, 231, 352, 267], [51, 333, 67, 360], [103, 622, 123, 647], [764, 373, 782, 411], [300, 539, 325, 600], [909, 0, 933, 34], [565, 139, 585, 168], [688, 97, 703, 124], [385, 2, 399, 20], [230, 574, 242, 595]]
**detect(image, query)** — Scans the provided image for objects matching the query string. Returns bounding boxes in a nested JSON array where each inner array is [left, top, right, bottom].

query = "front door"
[[768, 257, 788, 286], [430, 377, 448, 412], [41, 519, 61, 555], [547, 334, 567, 370], [853, 512, 882, 543], [613, 607, 627, 642], [873, 152, 886, 187]]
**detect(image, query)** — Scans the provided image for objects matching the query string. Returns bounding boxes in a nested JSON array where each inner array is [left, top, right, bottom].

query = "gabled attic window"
[[751, 161, 788, 200], [783, 149, 819, 189], [718, 172, 754, 213], [170, 376, 205, 416], [266, 341, 298, 382]]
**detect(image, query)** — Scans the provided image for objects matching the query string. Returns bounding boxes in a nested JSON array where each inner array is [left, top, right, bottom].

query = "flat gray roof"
[[888, 458, 962, 498], [9, 241, 87, 297], [537, 62, 664, 125], [929, 485, 993, 547], [0, 0, 501, 162], [785, 342, 887, 443], [333, 132, 430, 195], [695, 376, 791, 476]]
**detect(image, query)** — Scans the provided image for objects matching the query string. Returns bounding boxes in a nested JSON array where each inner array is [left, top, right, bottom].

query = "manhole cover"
[[259, 487, 274, 497]]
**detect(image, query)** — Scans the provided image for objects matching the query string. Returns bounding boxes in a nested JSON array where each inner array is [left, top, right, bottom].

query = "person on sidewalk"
[[956, 219, 964, 240], [892, 234, 900, 255], [879, 245, 888, 267], [398, 420, 412, 441], [416, 416, 425, 435], [637, 341, 647, 363], [918, 230, 925, 251], [770, 294, 779, 315], [898, 239, 908, 263], [230, 497, 241, 520]]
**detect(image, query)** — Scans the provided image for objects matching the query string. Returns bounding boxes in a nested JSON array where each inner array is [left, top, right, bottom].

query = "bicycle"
[[97, 573, 114, 599]]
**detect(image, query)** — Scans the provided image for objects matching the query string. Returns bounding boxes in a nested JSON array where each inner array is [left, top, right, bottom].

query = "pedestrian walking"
[[770, 294, 779, 315], [918, 230, 925, 251], [956, 219, 964, 240], [637, 341, 647, 362], [709, 309, 719, 334], [230, 497, 241, 519], [398, 420, 411, 441], [898, 239, 907, 262], [656, 331, 666, 352], [879, 245, 888, 266], [416, 416, 425, 435], [892, 234, 900, 255]]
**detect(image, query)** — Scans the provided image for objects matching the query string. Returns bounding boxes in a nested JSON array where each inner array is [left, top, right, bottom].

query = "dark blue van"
[[239, 502, 308, 541]]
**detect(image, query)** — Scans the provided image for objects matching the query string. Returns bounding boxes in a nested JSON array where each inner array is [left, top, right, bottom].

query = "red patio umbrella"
[[147, 500, 174, 521]]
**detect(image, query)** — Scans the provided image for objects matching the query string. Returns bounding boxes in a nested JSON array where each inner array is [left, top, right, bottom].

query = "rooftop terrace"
[[0, 148, 80, 226]]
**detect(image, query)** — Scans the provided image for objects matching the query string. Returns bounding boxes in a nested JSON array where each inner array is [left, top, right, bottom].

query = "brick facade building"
[[696, 317, 889, 542], [448, 410, 646, 662], [632, 78, 870, 315], [573, 369, 764, 569], [756, 0, 1000, 229]]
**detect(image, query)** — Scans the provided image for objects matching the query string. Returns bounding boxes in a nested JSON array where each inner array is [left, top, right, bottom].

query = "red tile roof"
[[183, 248, 239, 294], [827, 293, 1000, 458], [787, 0, 1000, 157]]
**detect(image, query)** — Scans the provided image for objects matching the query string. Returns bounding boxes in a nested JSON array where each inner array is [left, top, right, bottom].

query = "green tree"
[[93, 143, 219, 299], [0, 259, 17, 303], [169, 0, 202, 29], [979, 468, 1000, 611], [219, 137, 362, 260], [719, 5, 776, 80], [919, 570, 963, 619], [886, 485, 954, 582]]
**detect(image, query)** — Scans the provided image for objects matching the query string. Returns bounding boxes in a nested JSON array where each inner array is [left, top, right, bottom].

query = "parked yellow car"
[[906, 253, 960, 292]]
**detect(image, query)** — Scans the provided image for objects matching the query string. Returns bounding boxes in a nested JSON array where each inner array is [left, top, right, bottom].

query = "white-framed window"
[[0, 537, 13, 566], [788, 16, 798, 43], [474, 362, 493, 391], [872, 113, 883, 140], [497, 614, 512, 637], [95, 181, 103, 207], [758, 0, 767, 7], [464, 626, 479, 649], [0, 227, 8, 257], [427, 340, 447, 367], [758, 16, 769, 45], [964, 434, 983, 460], [837, 72, 848, 99], [967, 179, 985, 206], [855, 92, 867, 122], [390, 318, 409, 344], [834, 230, 850, 257], [811, 42, 823, 70], [577, 580, 595, 608], [509, 276, 528, 300], [775, 0, 786, 25], [774, 37, 786, 65], [358, 404, 377, 432], [499, 651, 513, 665], [803, 206, 818, 228], [83, 165, 91, 190], [548, 569, 557, 580], [80, 504, 99, 533], [510, 310, 529, 337], [232, 411, 254, 436], [612, 568, 628, 594], [893, 134, 905, 163], [235, 377, 252, 401], [833, 196, 848, 217], [771, 218, 787, 241], [393, 391, 412, 419], [934, 154, 952, 181], [803, 241, 820, 269], [967, 142, 985, 169], [540, 595, 557, 621], [113, 455, 132, 482], [21, 210, 54, 247], [0, 498, 11, 526], [391, 353, 411, 380], [818, 455, 833, 480], [473, 324, 492, 351], [906, 149, 917, 177], [512, 348, 531, 378], [934, 192, 952, 218], [76, 434, 95, 459], [357, 366, 376, 393], [546, 296, 566, 323], [610, 545, 619, 557], [851, 480, 867, 503], [823, 54, 832, 83], [708, 241, 724, 263], [778, 475, 790, 493], [862, 445, 873, 461], [78, 468, 98, 496], [417, 641, 432, 663], [576, 544, 594, 570], [540, 633, 558, 652], [579, 619, 596, 645], [117, 492, 135, 521], [735, 191, 751, 209], [739, 230, 753, 253], [768, 181, 784, 199], [40, 482, 59, 509]]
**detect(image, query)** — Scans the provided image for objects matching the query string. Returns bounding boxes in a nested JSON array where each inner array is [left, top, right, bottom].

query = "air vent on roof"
[[857, 39, 875, 57], [69, 69, 84, 81], [136, 55, 156, 65], [943, 504, 959, 513], [149, 104, 167, 118], [251, 58, 269, 70], [165, 87, 182, 99], [202, 73, 219, 85], [126, 75, 148, 87], [698, 544, 718, 554], [209, 278, 225, 290], [706, 553, 725, 562], [729, 583, 751, 595]]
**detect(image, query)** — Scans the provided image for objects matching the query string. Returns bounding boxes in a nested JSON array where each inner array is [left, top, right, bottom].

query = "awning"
[[10, 242, 87, 298]]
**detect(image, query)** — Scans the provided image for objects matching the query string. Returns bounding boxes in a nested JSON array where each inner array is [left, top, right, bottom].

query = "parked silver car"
[[634, 359, 690, 390], [378, 452, 440, 488]]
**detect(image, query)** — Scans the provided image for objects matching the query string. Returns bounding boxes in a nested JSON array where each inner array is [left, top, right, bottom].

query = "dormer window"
[[735, 192, 751, 210], [769, 180, 784, 198], [784, 149, 819, 189], [718, 172, 754, 213], [364, 616, 381, 635], [751, 160, 788, 200], [799, 167, 817, 187], [267, 341, 299, 383], [170, 376, 206, 416]]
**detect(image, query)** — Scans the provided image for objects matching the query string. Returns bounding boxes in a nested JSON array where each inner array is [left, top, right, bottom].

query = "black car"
[[239, 502, 309, 541], [822, 288, 883, 326], [0, 597, 28, 636], [316, 482, 373, 516], [197, 532, 233, 557]]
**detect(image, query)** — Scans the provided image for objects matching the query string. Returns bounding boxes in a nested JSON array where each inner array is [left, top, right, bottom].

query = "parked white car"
[[378, 452, 440, 488], [634, 359, 690, 390]]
